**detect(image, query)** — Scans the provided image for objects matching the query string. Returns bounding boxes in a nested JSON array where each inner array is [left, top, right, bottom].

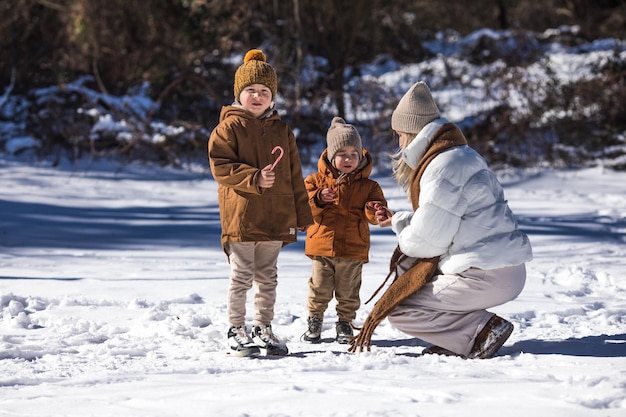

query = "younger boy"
[[302, 117, 387, 344]]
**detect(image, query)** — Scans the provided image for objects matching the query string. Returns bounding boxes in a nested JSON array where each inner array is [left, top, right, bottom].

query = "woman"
[[351, 81, 532, 359]]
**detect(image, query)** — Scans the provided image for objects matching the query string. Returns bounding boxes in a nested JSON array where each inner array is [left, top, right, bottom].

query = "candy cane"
[[269, 145, 284, 171]]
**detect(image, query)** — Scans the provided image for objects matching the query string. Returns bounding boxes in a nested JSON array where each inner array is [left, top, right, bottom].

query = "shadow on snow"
[[501, 333, 626, 358], [517, 213, 626, 243], [0, 199, 223, 250], [370, 334, 626, 358]]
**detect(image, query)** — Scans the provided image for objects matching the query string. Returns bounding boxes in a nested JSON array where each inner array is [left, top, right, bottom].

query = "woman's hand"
[[376, 212, 393, 227]]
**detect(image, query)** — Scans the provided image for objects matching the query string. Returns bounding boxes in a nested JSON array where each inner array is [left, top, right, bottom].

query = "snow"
[[1, 158, 625, 417], [3, 137, 40, 155]]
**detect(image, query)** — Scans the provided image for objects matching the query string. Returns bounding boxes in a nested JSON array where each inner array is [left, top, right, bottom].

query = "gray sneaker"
[[302, 316, 323, 343], [227, 325, 260, 358], [468, 315, 514, 359], [252, 324, 289, 356]]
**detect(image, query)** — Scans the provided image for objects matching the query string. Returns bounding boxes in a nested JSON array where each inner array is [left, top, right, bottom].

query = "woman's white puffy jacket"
[[391, 118, 533, 274]]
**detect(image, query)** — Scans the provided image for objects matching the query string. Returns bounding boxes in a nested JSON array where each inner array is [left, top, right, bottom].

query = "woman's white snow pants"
[[387, 261, 526, 356]]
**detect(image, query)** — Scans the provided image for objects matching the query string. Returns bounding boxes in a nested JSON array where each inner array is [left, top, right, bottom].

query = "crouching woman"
[[351, 81, 532, 358]]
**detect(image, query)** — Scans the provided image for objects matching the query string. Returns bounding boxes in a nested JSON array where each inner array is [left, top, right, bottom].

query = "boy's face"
[[333, 146, 360, 174], [239, 84, 273, 117]]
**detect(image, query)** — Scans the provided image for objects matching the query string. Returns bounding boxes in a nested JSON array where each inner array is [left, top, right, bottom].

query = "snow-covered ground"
[[1, 157, 625, 417]]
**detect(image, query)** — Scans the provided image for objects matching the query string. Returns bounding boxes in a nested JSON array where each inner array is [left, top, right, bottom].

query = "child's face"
[[239, 84, 273, 117], [333, 146, 360, 174]]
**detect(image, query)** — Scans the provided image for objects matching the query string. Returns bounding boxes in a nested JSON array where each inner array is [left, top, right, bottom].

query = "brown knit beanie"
[[233, 49, 278, 101], [326, 117, 363, 165], [391, 81, 440, 134]]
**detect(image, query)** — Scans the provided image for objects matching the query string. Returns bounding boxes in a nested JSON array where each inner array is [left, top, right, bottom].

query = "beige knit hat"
[[391, 81, 440, 134], [326, 117, 363, 165], [233, 49, 278, 101]]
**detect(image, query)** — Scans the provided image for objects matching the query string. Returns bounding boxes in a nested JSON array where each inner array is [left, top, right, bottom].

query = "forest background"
[[1, 0, 625, 169]]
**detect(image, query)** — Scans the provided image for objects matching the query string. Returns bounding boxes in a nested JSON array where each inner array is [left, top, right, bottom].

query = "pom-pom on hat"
[[391, 81, 440, 134], [234, 49, 278, 101], [326, 116, 363, 166]]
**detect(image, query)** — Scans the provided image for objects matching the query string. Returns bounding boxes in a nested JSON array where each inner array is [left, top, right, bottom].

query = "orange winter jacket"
[[209, 105, 313, 250], [304, 148, 387, 263]]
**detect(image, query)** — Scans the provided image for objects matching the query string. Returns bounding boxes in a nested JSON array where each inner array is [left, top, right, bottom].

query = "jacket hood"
[[402, 117, 449, 169], [219, 104, 278, 123], [317, 147, 373, 181]]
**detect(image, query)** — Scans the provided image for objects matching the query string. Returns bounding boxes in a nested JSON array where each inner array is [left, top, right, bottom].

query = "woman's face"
[[395, 131, 412, 148]]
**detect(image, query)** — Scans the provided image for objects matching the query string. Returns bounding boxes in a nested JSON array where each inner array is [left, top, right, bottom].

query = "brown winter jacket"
[[208, 105, 313, 250], [304, 148, 387, 263]]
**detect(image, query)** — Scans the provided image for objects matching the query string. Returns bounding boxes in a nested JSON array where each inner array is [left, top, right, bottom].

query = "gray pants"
[[226, 241, 283, 327], [388, 260, 526, 356]]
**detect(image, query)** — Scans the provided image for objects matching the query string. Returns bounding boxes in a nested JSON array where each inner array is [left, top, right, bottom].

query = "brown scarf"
[[349, 123, 468, 352]]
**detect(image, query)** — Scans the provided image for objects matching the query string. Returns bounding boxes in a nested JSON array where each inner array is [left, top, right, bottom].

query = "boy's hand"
[[319, 188, 337, 203], [259, 164, 276, 188], [366, 201, 393, 227], [365, 201, 383, 211]]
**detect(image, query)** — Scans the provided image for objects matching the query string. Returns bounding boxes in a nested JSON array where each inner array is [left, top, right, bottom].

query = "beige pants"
[[307, 256, 363, 322], [226, 241, 283, 327], [388, 260, 526, 356]]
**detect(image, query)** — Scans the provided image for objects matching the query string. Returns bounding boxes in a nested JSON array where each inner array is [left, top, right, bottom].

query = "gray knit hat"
[[391, 81, 440, 134], [326, 117, 363, 164]]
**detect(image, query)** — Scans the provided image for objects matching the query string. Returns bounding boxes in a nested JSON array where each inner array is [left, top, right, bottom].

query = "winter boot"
[[252, 324, 289, 356], [301, 316, 323, 343], [335, 321, 353, 344], [227, 325, 261, 358], [467, 315, 514, 359]]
